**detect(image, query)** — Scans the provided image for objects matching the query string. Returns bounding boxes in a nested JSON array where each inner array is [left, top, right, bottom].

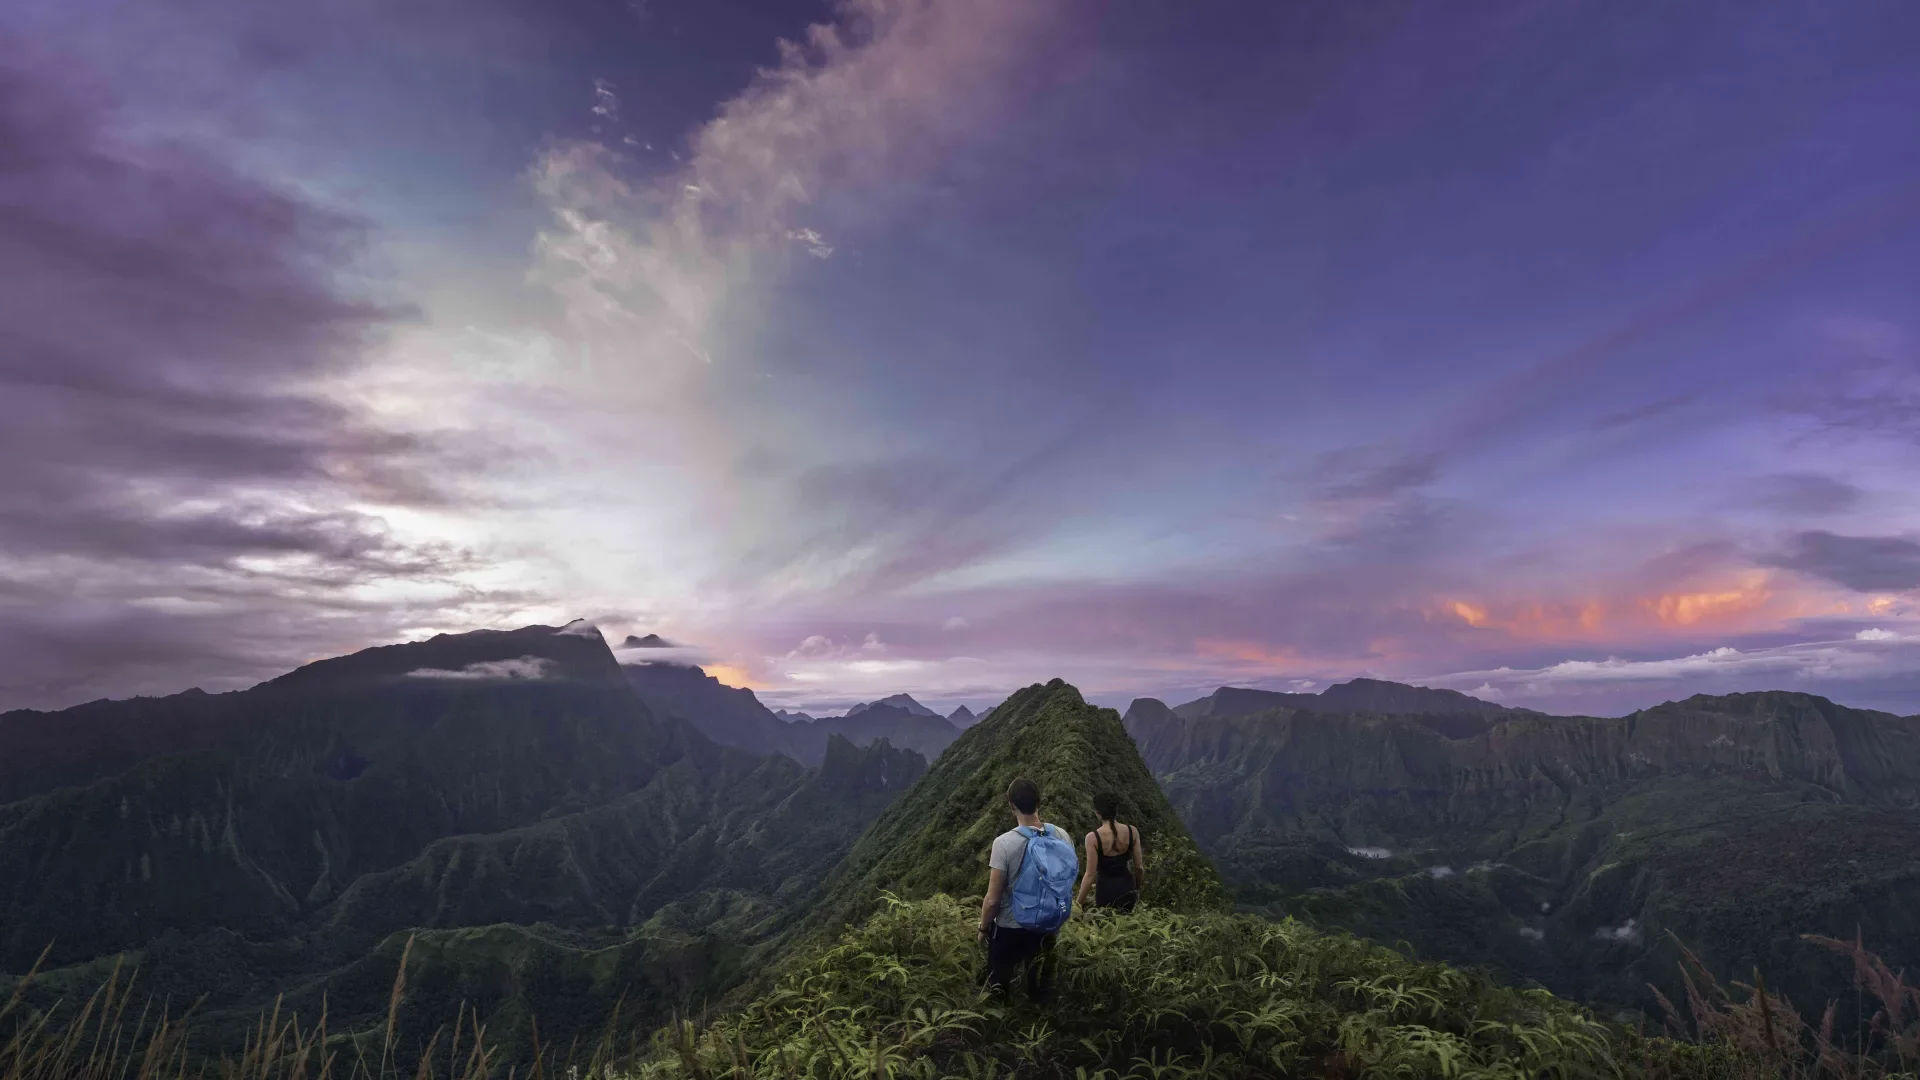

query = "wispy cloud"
[[409, 655, 554, 680], [1430, 624, 1920, 715], [1742, 474, 1864, 516], [1768, 531, 1920, 591], [0, 45, 493, 709]]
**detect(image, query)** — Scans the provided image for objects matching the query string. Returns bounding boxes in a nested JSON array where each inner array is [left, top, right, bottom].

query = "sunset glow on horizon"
[[4, 0, 1919, 718]]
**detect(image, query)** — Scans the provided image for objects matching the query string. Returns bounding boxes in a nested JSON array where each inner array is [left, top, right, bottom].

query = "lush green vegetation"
[[634, 893, 1683, 1079], [10, 650, 1920, 1079], [1133, 689, 1920, 1022], [802, 679, 1226, 944], [0, 647, 926, 1065]]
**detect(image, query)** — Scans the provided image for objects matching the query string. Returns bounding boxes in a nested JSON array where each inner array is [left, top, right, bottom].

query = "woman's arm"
[[1131, 826, 1146, 890], [1074, 833, 1098, 907]]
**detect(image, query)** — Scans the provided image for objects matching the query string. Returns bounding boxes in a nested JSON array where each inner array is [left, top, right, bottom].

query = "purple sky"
[[6, 0, 1920, 718]]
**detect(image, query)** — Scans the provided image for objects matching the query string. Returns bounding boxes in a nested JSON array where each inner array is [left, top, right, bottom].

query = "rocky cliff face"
[[0, 627, 928, 1064], [1126, 689, 1920, 844], [1125, 684, 1920, 1021], [622, 665, 963, 765]]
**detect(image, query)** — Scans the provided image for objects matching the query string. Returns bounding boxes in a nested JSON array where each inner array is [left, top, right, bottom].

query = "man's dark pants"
[[985, 923, 1057, 998]]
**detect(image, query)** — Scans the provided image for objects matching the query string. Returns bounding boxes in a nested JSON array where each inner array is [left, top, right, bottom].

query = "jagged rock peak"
[[848, 693, 939, 718]]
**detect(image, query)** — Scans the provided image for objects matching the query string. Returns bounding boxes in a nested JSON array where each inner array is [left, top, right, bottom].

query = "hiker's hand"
[[976, 925, 990, 948]]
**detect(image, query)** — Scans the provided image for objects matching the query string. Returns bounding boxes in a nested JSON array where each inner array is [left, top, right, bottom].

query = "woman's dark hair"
[[1092, 792, 1120, 822]]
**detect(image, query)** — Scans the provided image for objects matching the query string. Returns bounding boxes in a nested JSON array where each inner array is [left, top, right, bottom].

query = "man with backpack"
[[977, 777, 1078, 1000]]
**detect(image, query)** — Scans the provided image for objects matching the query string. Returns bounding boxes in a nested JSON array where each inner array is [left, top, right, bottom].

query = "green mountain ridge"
[[0, 626, 930, 1063], [630, 677, 1746, 1079], [801, 678, 1226, 942], [1125, 685, 1920, 1022], [621, 662, 961, 765], [6, 625, 1918, 1075]]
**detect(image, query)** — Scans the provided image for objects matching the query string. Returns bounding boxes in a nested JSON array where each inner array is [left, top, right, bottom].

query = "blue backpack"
[[1008, 824, 1077, 932]]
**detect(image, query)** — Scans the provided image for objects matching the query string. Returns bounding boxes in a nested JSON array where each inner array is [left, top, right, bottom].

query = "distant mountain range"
[[6, 623, 1920, 1070], [1124, 680, 1920, 1021], [777, 696, 982, 732], [0, 623, 925, 1059], [621, 668, 963, 764]]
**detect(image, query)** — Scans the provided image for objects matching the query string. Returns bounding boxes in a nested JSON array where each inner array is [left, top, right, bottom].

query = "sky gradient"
[[5, 0, 1920, 717]]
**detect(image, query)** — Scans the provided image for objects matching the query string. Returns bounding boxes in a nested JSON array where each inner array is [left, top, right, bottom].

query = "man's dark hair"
[[1007, 777, 1040, 815], [1093, 792, 1120, 821]]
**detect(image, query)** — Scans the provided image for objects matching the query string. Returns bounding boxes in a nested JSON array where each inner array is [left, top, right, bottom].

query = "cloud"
[[591, 77, 619, 121], [785, 635, 835, 659], [1769, 531, 1920, 590], [1426, 623, 1920, 714], [943, 615, 970, 631], [1744, 474, 1863, 515], [1592, 393, 1699, 431], [1593, 918, 1642, 945], [408, 656, 555, 680], [514, 0, 1084, 613], [0, 46, 493, 710], [1782, 317, 1920, 443], [1309, 449, 1440, 502]]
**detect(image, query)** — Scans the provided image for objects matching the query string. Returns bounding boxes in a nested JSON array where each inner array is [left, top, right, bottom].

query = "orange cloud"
[[704, 662, 758, 689], [1639, 573, 1774, 627], [1438, 573, 1815, 643], [1194, 639, 1302, 666], [1449, 601, 1488, 628]]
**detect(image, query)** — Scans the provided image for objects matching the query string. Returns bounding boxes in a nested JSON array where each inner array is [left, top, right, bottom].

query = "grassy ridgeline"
[[635, 894, 1709, 1079], [802, 679, 1228, 942], [11, 675, 1915, 1078]]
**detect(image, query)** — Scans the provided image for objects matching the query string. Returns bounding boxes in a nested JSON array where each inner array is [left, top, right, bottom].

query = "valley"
[[3, 623, 1917, 1076]]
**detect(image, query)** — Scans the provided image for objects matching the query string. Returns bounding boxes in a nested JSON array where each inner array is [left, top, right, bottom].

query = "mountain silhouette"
[[622, 665, 962, 764], [0, 625, 928, 1061], [1125, 681, 1920, 1019], [804, 678, 1224, 938], [847, 693, 939, 718]]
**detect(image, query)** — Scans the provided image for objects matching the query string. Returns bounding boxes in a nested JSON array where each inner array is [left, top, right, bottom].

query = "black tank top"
[[1095, 823, 1135, 879]]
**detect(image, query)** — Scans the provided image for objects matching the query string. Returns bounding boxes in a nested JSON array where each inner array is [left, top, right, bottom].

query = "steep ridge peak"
[[1167, 678, 1519, 723], [806, 678, 1226, 936], [947, 704, 979, 728], [793, 702, 960, 762], [621, 660, 812, 762], [847, 693, 939, 718], [816, 734, 929, 796], [265, 622, 626, 691], [1315, 677, 1520, 717], [1171, 685, 1312, 721]]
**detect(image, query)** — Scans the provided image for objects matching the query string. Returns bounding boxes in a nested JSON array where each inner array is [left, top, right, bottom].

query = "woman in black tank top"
[[1075, 792, 1144, 912]]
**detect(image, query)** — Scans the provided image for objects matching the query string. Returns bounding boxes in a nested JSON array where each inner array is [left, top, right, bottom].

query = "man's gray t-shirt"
[[989, 823, 1071, 929]]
